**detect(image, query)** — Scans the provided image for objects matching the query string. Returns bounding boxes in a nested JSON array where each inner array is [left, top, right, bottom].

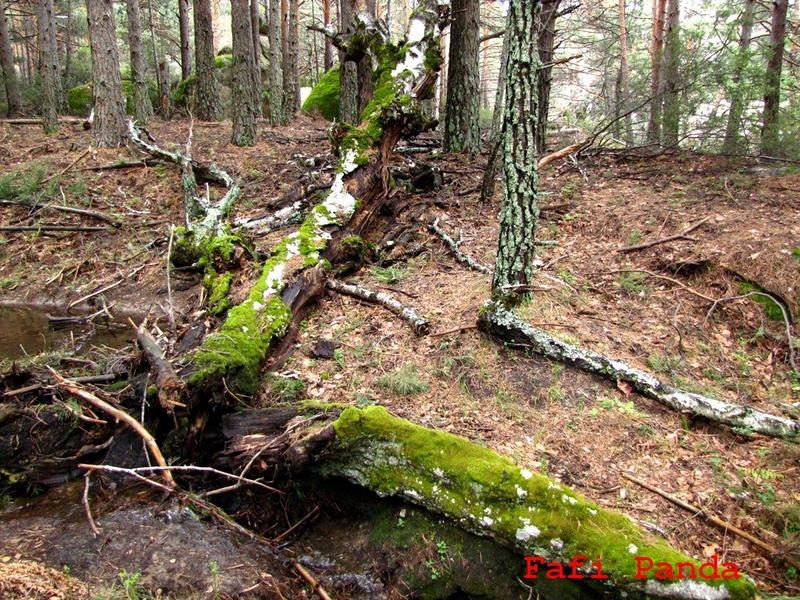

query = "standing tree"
[[647, 0, 666, 143], [444, 0, 480, 153], [283, 0, 300, 117], [322, 0, 334, 71], [267, 0, 285, 123], [492, 0, 541, 300], [87, 0, 126, 146], [615, 0, 634, 145], [536, 0, 562, 154], [761, 0, 788, 156], [126, 0, 153, 122], [339, 0, 358, 123], [0, 0, 21, 116], [661, 0, 680, 146], [37, 0, 61, 133], [231, 0, 258, 145], [722, 0, 756, 154], [178, 0, 192, 80], [193, 0, 220, 120]]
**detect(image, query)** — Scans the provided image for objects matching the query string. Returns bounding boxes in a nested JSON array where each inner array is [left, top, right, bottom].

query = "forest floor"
[[0, 116, 799, 599]]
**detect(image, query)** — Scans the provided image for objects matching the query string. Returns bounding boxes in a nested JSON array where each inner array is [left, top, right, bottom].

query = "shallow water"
[[0, 305, 133, 359]]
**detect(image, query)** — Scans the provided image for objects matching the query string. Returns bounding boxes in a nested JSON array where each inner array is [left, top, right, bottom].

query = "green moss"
[[301, 66, 341, 121], [215, 54, 234, 69], [205, 270, 234, 316], [174, 56, 231, 107], [321, 406, 757, 599], [339, 236, 372, 261], [66, 84, 92, 115]]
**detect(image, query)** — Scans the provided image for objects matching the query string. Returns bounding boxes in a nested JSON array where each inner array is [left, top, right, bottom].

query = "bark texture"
[[0, 0, 21, 116], [492, 0, 541, 297], [339, 0, 358, 124], [536, 0, 560, 154], [647, 0, 666, 144], [661, 0, 680, 146], [267, 0, 285, 123], [194, 0, 221, 120], [761, 0, 788, 156], [126, 0, 154, 122], [616, 0, 634, 145], [722, 0, 755, 154], [231, 0, 259, 145], [87, 0, 126, 146], [37, 0, 61, 133], [283, 0, 300, 117], [179, 0, 192, 81], [480, 25, 509, 202], [443, 0, 480, 153], [478, 300, 800, 440]]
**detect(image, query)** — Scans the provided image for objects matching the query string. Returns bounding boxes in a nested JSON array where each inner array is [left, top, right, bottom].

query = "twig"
[[78, 463, 174, 493], [430, 324, 479, 337], [54, 399, 108, 425], [607, 269, 715, 303], [165, 225, 176, 334], [326, 279, 429, 335], [429, 218, 492, 276], [68, 264, 147, 309], [49, 369, 176, 487], [82, 472, 100, 536], [538, 139, 589, 169], [41, 147, 91, 184], [87, 464, 282, 494], [272, 505, 320, 543], [290, 559, 333, 600], [621, 472, 800, 570], [618, 217, 710, 253]]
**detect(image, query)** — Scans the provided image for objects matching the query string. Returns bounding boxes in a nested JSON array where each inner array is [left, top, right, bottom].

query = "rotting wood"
[[537, 139, 589, 169], [135, 323, 185, 413], [429, 217, 492, 276], [326, 278, 429, 335], [621, 472, 800, 570], [618, 217, 710, 253], [478, 300, 799, 440], [48, 369, 176, 487]]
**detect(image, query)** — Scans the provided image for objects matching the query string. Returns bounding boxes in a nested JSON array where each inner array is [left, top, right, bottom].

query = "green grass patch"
[[377, 364, 429, 396]]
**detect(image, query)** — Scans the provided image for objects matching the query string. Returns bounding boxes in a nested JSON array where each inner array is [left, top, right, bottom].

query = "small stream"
[[0, 305, 134, 360]]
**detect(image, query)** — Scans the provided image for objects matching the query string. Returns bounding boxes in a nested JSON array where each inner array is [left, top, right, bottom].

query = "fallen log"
[[477, 300, 799, 440], [326, 278, 429, 334], [219, 405, 757, 600], [136, 324, 185, 413]]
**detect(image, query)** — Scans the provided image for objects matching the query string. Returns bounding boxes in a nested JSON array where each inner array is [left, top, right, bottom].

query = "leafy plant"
[[616, 271, 648, 295], [646, 353, 684, 375], [596, 396, 648, 418], [270, 376, 306, 402], [626, 230, 642, 246], [377, 364, 429, 396]]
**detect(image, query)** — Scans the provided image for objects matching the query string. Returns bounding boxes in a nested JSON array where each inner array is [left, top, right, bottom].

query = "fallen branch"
[[0, 225, 107, 233], [326, 279, 429, 335], [41, 148, 90, 184], [538, 139, 590, 170], [49, 369, 176, 487], [0, 199, 118, 225], [478, 300, 799, 439], [82, 473, 100, 536], [429, 218, 492, 276], [621, 472, 800, 571], [618, 217, 710, 254], [607, 269, 715, 303], [135, 323, 185, 413], [289, 559, 333, 600]]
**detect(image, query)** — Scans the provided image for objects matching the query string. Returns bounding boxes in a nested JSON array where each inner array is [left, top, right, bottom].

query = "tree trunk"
[[661, 0, 680, 146], [443, 0, 480, 153], [339, 0, 358, 124], [479, 24, 509, 203], [761, 0, 788, 157], [231, 0, 258, 145], [722, 0, 756, 154], [267, 0, 285, 123], [250, 0, 262, 117], [37, 0, 61, 133], [617, 0, 634, 145], [88, 0, 126, 146], [178, 0, 192, 81], [281, 0, 300, 118], [322, 0, 333, 71], [0, 0, 22, 116], [535, 0, 559, 154], [63, 0, 72, 91], [194, 0, 221, 120], [492, 0, 540, 299], [149, 0, 171, 118], [126, 0, 154, 122], [646, 0, 666, 144]]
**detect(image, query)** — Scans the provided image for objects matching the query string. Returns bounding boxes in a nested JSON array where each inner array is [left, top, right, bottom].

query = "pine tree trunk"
[[646, 0, 666, 144], [63, 0, 72, 92], [37, 0, 61, 133], [249, 0, 262, 117], [722, 0, 755, 154], [617, 0, 634, 145], [282, 0, 300, 117], [194, 0, 221, 120], [267, 0, 285, 123], [322, 0, 333, 71], [444, 0, 480, 153], [231, 0, 258, 145], [535, 0, 559, 154], [88, 0, 126, 146], [22, 16, 34, 85], [492, 0, 541, 299], [178, 0, 192, 80], [0, 0, 21, 116], [149, 0, 171, 117], [661, 0, 680, 146], [761, 0, 788, 156], [126, 0, 154, 122], [480, 24, 509, 203], [339, 0, 358, 124]]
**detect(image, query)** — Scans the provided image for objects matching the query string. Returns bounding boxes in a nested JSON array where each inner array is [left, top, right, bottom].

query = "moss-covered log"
[[220, 405, 757, 599], [188, 0, 448, 399], [478, 300, 799, 440]]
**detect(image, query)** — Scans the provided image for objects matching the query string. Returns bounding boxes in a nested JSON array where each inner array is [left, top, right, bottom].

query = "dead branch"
[[0, 225, 107, 232], [49, 369, 176, 487], [621, 472, 800, 570], [135, 323, 185, 413], [326, 279, 429, 335], [0, 117, 86, 125], [478, 300, 800, 440], [607, 269, 715, 302], [429, 218, 492, 276], [290, 559, 333, 600], [618, 217, 710, 253], [67, 264, 148, 308], [82, 473, 100, 536], [0, 197, 120, 225], [41, 147, 90, 184], [538, 139, 590, 170]]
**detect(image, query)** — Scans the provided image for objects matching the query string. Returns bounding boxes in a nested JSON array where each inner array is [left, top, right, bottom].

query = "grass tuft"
[[377, 364, 429, 396]]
